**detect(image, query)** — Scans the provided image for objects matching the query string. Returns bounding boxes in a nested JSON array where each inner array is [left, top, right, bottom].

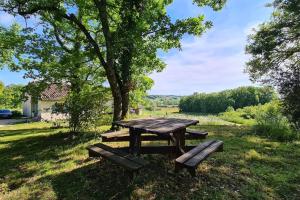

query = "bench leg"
[[88, 149, 99, 157], [128, 171, 134, 181], [217, 143, 224, 152], [175, 163, 182, 173], [188, 168, 196, 177]]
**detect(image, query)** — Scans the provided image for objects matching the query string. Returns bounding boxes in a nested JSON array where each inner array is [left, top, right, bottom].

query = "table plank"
[[114, 118, 199, 134]]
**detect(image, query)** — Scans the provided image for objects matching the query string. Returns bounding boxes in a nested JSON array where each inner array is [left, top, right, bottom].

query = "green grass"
[[0, 113, 299, 199]]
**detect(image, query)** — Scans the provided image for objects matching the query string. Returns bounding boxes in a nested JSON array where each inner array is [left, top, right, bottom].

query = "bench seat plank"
[[87, 143, 148, 171], [93, 143, 148, 166], [184, 140, 223, 167], [101, 130, 129, 138], [88, 146, 142, 170], [175, 140, 223, 176], [186, 129, 208, 139], [175, 140, 216, 164]]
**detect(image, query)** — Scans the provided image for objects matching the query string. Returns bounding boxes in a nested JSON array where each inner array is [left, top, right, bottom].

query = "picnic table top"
[[114, 117, 199, 134]]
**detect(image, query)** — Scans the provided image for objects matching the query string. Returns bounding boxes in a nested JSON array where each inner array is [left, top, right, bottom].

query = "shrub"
[[219, 106, 256, 125], [226, 106, 235, 112], [11, 110, 22, 118], [254, 102, 298, 141], [52, 85, 111, 133]]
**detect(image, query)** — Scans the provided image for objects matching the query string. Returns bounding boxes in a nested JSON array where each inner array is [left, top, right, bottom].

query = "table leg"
[[136, 132, 141, 156], [129, 128, 142, 155], [173, 128, 186, 156], [129, 128, 135, 154]]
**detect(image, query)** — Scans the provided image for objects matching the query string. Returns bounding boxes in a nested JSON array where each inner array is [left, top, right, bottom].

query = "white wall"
[[23, 98, 68, 121], [39, 100, 68, 121], [22, 96, 32, 117]]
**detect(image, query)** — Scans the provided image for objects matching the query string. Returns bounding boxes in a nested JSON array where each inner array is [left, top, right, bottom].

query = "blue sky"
[[0, 0, 272, 95]]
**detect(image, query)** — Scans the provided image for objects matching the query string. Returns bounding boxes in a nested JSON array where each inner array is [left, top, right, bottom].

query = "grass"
[[0, 110, 299, 199]]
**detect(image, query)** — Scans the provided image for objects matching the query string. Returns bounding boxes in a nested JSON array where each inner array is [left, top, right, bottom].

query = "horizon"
[[0, 0, 272, 95]]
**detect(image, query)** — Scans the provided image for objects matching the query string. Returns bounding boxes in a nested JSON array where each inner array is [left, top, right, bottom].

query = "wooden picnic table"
[[114, 118, 199, 156]]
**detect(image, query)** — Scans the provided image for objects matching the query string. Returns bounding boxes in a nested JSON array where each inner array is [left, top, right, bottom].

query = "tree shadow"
[[0, 127, 57, 138], [46, 154, 207, 200], [0, 128, 99, 190]]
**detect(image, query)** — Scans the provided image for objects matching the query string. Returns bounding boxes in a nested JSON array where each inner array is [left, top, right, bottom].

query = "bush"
[[219, 106, 257, 125], [254, 102, 298, 141], [179, 86, 277, 114], [11, 110, 22, 118], [220, 101, 299, 141], [52, 85, 111, 133]]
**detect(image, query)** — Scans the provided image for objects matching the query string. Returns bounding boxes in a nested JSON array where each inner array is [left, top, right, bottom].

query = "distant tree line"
[[179, 86, 277, 114]]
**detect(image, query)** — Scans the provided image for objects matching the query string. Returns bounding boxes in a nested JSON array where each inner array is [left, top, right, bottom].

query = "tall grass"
[[220, 101, 299, 141]]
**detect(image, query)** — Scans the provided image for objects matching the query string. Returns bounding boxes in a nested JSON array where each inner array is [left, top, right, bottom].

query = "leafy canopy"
[[0, 0, 226, 121], [246, 0, 300, 128]]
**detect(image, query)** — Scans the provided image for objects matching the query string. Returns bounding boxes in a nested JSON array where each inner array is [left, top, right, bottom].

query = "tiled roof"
[[40, 84, 69, 101]]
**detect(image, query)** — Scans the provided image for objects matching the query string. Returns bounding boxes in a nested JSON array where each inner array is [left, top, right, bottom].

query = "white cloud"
[[149, 27, 255, 95], [0, 12, 15, 26]]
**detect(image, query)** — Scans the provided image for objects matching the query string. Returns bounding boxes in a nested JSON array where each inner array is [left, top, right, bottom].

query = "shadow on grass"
[[0, 127, 57, 138], [47, 155, 204, 200], [0, 128, 98, 190]]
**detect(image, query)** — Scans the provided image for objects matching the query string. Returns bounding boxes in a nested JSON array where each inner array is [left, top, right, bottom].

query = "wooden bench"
[[87, 143, 148, 178], [175, 140, 223, 176], [101, 129, 208, 142], [186, 129, 208, 139]]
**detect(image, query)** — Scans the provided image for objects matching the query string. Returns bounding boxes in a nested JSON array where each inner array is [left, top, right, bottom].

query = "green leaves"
[[179, 86, 277, 114], [0, 23, 24, 69], [0, 83, 24, 109], [246, 0, 300, 128], [193, 0, 226, 11]]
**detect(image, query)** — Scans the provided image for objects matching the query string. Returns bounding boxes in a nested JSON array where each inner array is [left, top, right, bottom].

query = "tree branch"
[[62, 13, 108, 68], [53, 26, 73, 53]]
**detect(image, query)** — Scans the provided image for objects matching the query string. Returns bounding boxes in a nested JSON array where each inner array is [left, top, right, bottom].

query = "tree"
[[130, 75, 154, 109], [0, 0, 226, 125], [179, 86, 277, 113], [245, 0, 300, 128], [0, 81, 4, 94], [0, 83, 24, 109], [0, 24, 24, 66], [0, 15, 110, 132]]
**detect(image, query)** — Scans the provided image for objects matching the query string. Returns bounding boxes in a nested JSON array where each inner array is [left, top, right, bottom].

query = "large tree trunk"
[[111, 88, 122, 122], [121, 84, 130, 119], [105, 66, 123, 128]]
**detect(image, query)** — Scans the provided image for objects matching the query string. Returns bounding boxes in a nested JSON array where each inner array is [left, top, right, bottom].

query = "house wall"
[[39, 100, 68, 121], [22, 96, 32, 117], [23, 97, 67, 121]]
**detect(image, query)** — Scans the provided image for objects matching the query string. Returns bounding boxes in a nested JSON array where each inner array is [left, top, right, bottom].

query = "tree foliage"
[[0, 0, 226, 124], [246, 0, 300, 128], [179, 86, 277, 113], [0, 81, 24, 109], [53, 85, 110, 133]]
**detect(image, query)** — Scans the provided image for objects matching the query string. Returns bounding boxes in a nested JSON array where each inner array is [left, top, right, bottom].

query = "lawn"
[[0, 111, 299, 199]]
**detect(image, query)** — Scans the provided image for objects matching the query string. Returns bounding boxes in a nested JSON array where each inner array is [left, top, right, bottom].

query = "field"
[[0, 108, 299, 199]]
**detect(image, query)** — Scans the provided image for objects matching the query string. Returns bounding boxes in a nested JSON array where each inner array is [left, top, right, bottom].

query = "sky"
[[0, 0, 273, 95]]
